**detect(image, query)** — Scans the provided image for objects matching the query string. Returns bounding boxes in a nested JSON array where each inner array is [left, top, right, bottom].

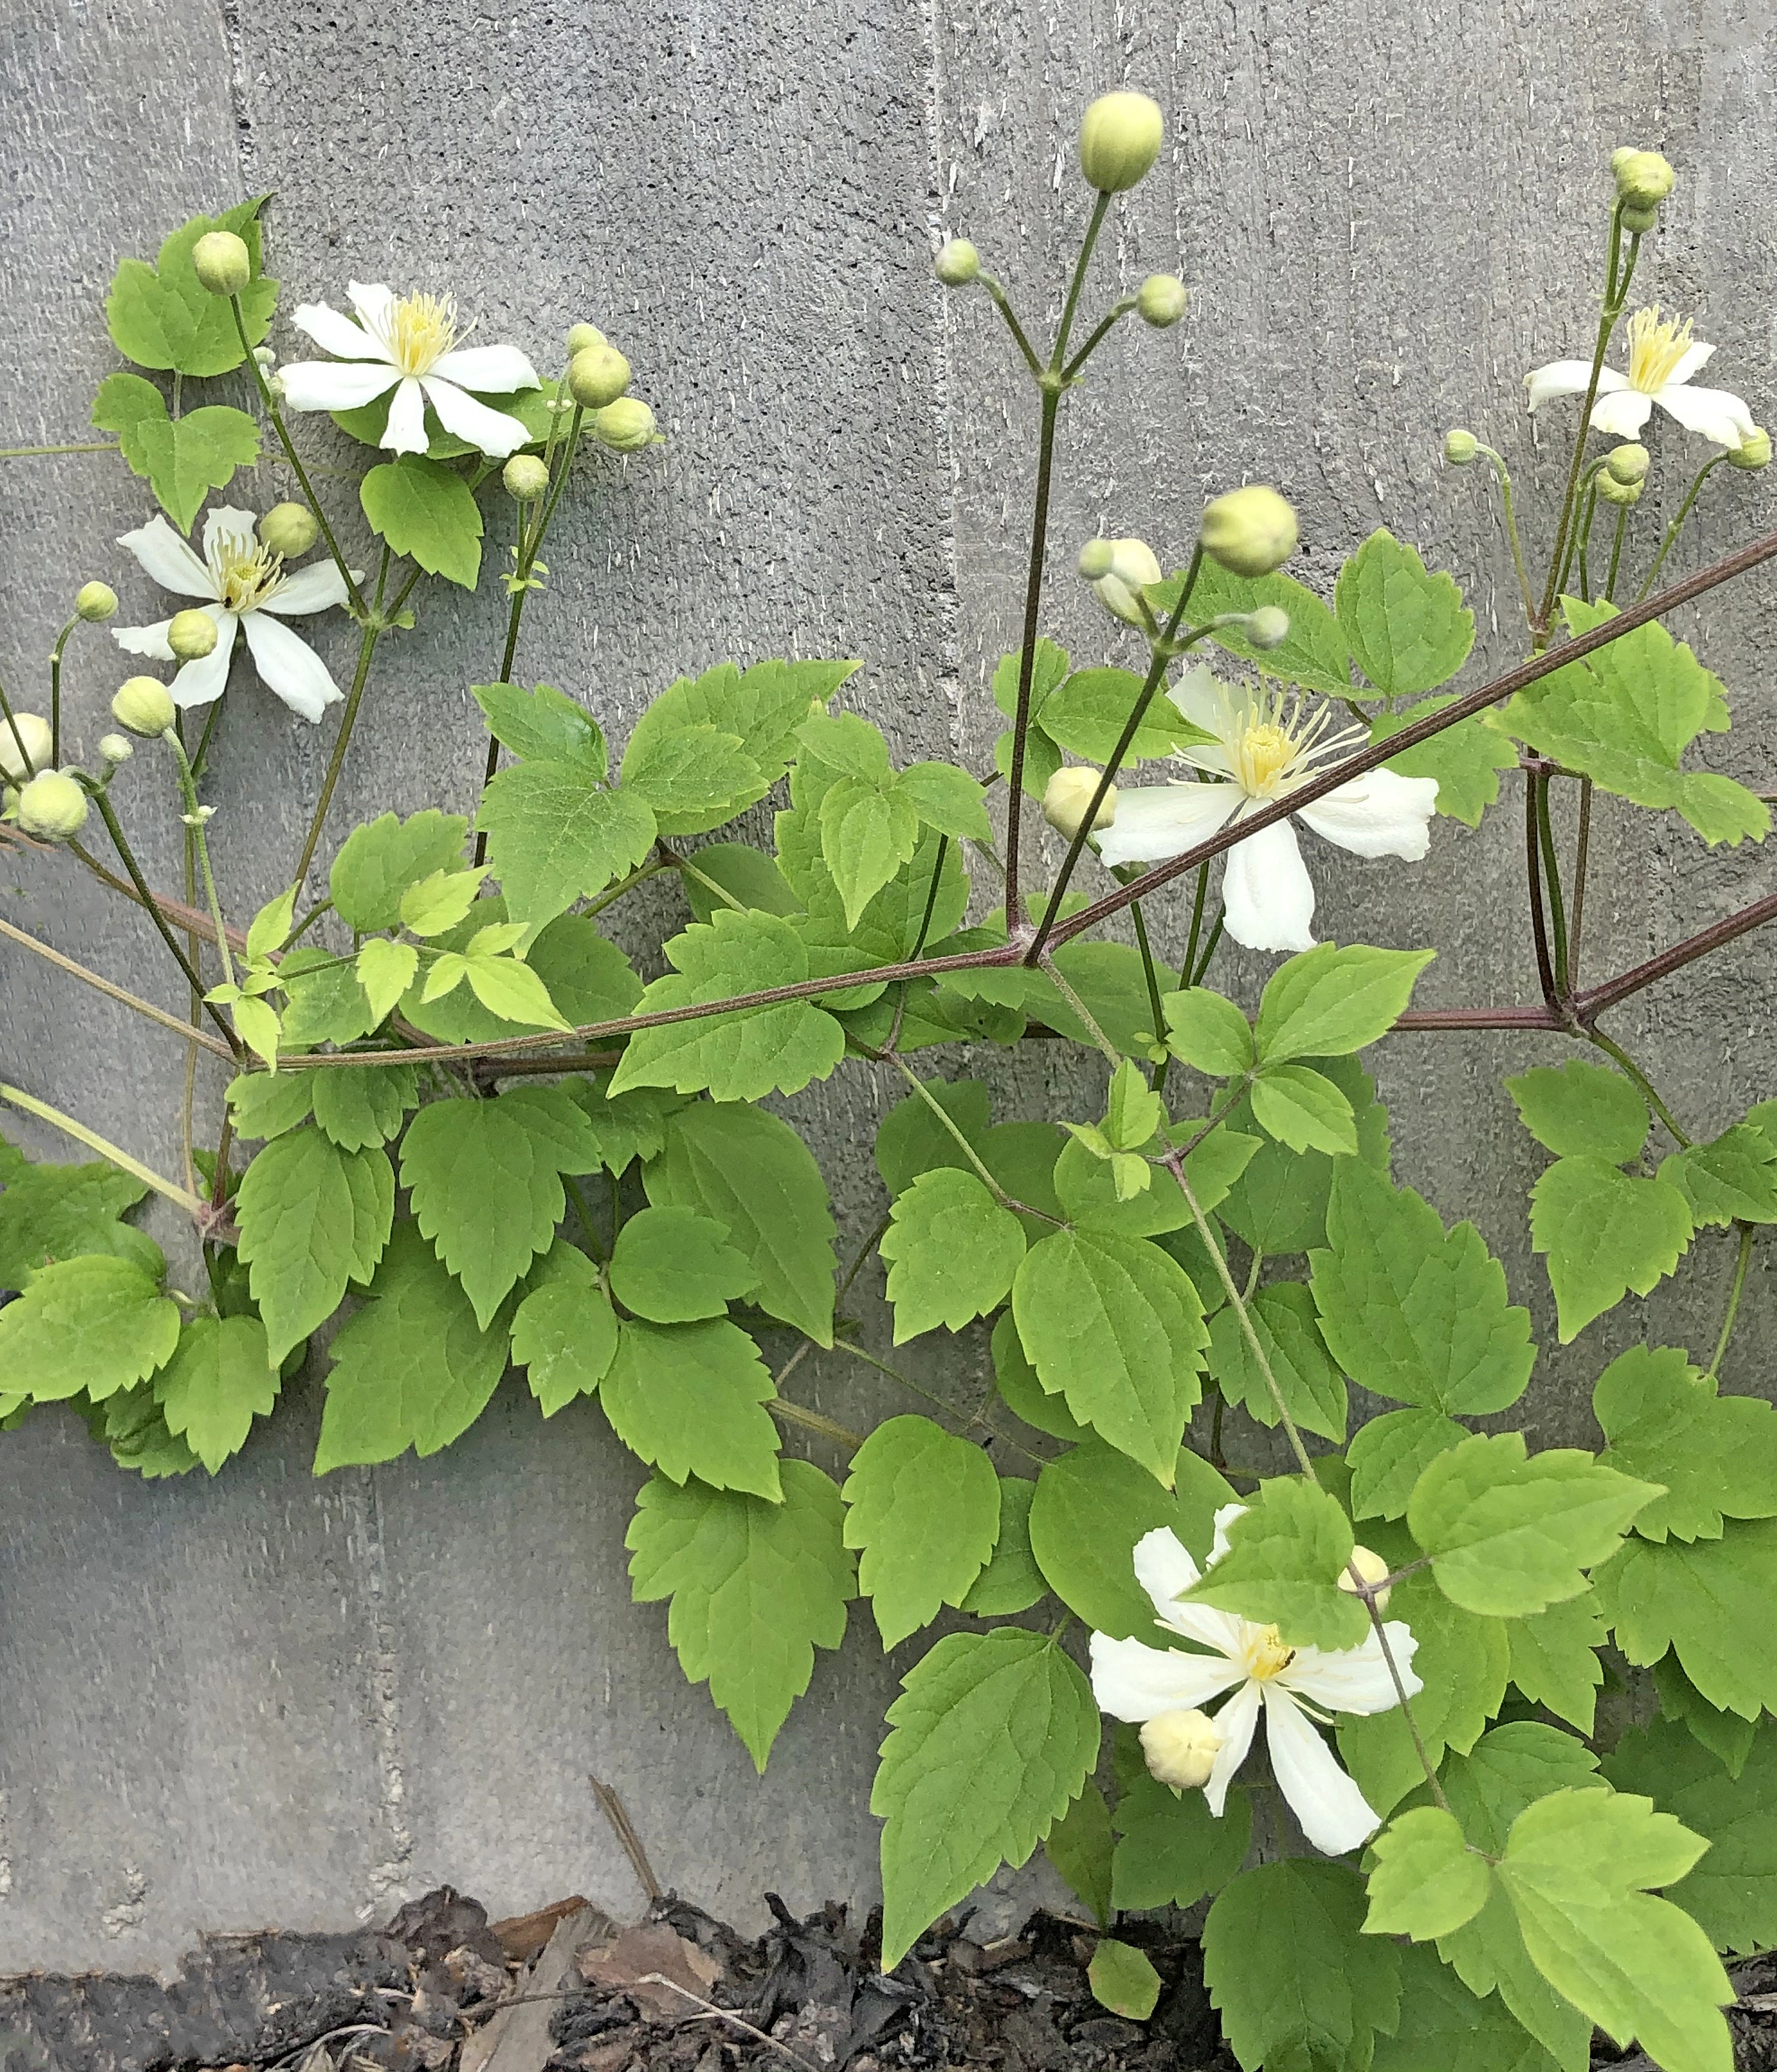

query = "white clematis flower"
[[112, 507, 357, 723], [1093, 667, 1438, 954], [278, 283, 541, 459], [1525, 305, 1756, 449], [1090, 1514, 1420, 1857]]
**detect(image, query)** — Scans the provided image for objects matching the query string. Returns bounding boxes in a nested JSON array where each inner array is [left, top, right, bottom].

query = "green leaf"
[[1038, 667, 1196, 763], [1012, 1229, 1206, 1482], [1663, 1123, 1777, 1226], [816, 776, 920, 929], [879, 1168, 1025, 1342], [1249, 1063, 1358, 1156], [627, 1460, 854, 1770], [644, 1103, 836, 1345], [875, 1077, 992, 1198], [1594, 1344, 1777, 1542], [1335, 529, 1475, 696], [1186, 1475, 1368, 1650], [1254, 942, 1435, 1063], [873, 1629, 1099, 1971], [97, 378, 261, 532], [1437, 1883, 1594, 2072], [992, 636, 1072, 727], [360, 454, 483, 587], [1594, 1516, 1777, 1719], [510, 1256, 619, 1415], [1374, 1943, 1564, 2072], [399, 907, 640, 1044], [0, 1154, 152, 1287], [1110, 1753, 1250, 1910], [1348, 1407, 1470, 1520], [1371, 698, 1518, 826], [621, 721, 762, 822], [842, 1415, 1002, 1646], [895, 762, 993, 842], [1408, 1432, 1659, 1616], [610, 909, 845, 1102], [1160, 986, 1254, 1077], [1502, 600, 1769, 848], [1440, 1721, 1606, 1854], [330, 810, 472, 932], [1312, 1160, 1536, 1414], [0, 1255, 179, 1402], [1220, 1058, 1392, 1256], [1028, 1441, 1235, 1638], [1207, 1280, 1348, 1442], [601, 1316, 781, 1498], [458, 947, 572, 1031], [1180, 562, 1357, 695], [608, 1204, 756, 1323], [309, 1062, 419, 1153], [679, 841, 803, 923], [1506, 1060, 1648, 1163], [960, 1478, 1047, 1616], [1045, 1783, 1114, 1928], [1507, 1594, 1608, 1734], [1086, 1940, 1160, 2020], [1654, 1655, 1758, 1777], [797, 709, 894, 784], [1495, 1788, 1732, 2072], [990, 1310, 1089, 1442], [1203, 1861, 1401, 2072], [236, 1129, 393, 1364], [1365, 1806, 1489, 1939], [104, 199, 276, 376], [153, 1314, 277, 1471], [314, 1222, 510, 1468], [473, 682, 608, 777], [475, 759, 657, 935], [276, 949, 378, 1049], [555, 1075, 679, 1177], [399, 865, 489, 937], [1530, 1155, 1693, 1342]]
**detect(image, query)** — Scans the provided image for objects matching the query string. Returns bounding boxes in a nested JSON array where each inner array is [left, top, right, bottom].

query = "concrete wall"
[[2, 0, 1774, 1973]]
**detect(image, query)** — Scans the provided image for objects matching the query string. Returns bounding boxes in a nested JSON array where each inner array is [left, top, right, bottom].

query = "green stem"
[[88, 787, 235, 1047], [1039, 949, 1121, 1069], [769, 1394, 868, 1452], [164, 731, 236, 990], [564, 1174, 606, 1264], [1525, 773, 1559, 1009], [1635, 454, 1727, 602], [1061, 296, 1137, 381], [0, 673, 39, 778], [0, 1083, 203, 1214], [1574, 477, 1601, 604], [0, 440, 118, 458], [978, 277, 1044, 379], [0, 914, 234, 1055], [1129, 896, 1167, 1049], [1180, 863, 1210, 990], [47, 615, 77, 767], [1002, 385, 1062, 925], [1476, 445, 1536, 628], [880, 1051, 1049, 1217], [294, 615, 383, 892], [1055, 190, 1112, 363], [1534, 775, 1570, 997], [1190, 911, 1226, 986], [1568, 779, 1594, 985], [1707, 1224, 1755, 1380], [1604, 500, 1630, 602], [1586, 1027, 1691, 1147], [190, 696, 226, 781]]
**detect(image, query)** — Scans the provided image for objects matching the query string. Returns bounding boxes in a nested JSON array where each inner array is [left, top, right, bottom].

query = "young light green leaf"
[[1207, 1280, 1348, 1442], [960, 1478, 1047, 1617], [236, 1129, 393, 1364], [879, 1167, 1026, 1341], [1530, 1155, 1693, 1342], [104, 199, 276, 376], [459, 948, 573, 1031], [1254, 942, 1435, 1063], [1160, 987, 1254, 1080], [1086, 1940, 1160, 2020], [1371, 698, 1518, 827], [330, 810, 472, 932], [1595, 1344, 1777, 1542], [1335, 528, 1474, 696], [817, 776, 920, 929], [153, 1314, 277, 1472], [842, 1415, 1002, 1646], [1507, 1059, 1649, 1164], [1249, 1062, 1358, 1156], [310, 1062, 419, 1153], [1662, 1124, 1777, 1227], [620, 721, 762, 820], [894, 761, 993, 842], [608, 1204, 756, 1323], [1364, 1806, 1489, 1939], [601, 1316, 781, 1500], [511, 1263, 619, 1416], [473, 682, 608, 777], [1594, 1516, 1777, 1719], [1185, 1475, 1367, 1650], [98, 378, 262, 531], [360, 454, 483, 586], [399, 865, 489, 937], [0, 1255, 179, 1402], [475, 760, 657, 936]]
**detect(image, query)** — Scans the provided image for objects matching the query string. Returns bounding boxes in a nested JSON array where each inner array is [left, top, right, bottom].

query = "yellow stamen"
[[1235, 721, 1296, 794], [1624, 305, 1695, 396], [208, 532, 286, 613], [385, 291, 458, 378], [1246, 1624, 1295, 1682]]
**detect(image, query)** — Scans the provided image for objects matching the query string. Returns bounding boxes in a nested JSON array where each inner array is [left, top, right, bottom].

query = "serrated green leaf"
[[1365, 1806, 1489, 1939], [475, 759, 657, 937], [399, 906, 639, 1044], [0, 1155, 151, 1287], [1662, 1123, 1777, 1226], [1440, 1722, 1605, 1853], [1044, 1783, 1114, 1927], [990, 1309, 1089, 1441], [510, 1254, 619, 1415], [399, 865, 488, 937], [992, 636, 1072, 726], [309, 1062, 418, 1153], [817, 776, 920, 929], [227, 1068, 318, 1142], [1038, 667, 1197, 763], [621, 721, 762, 820], [555, 1074, 680, 1177], [627, 1460, 853, 1769], [1507, 1059, 1648, 1163], [0, 1254, 178, 1402], [797, 709, 893, 783], [474, 682, 608, 778], [277, 948, 380, 1049], [360, 454, 483, 586], [236, 1129, 392, 1363], [1186, 1475, 1367, 1650], [874, 1078, 992, 1199], [1436, 1882, 1594, 2072], [1371, 698, 1518, 825], [99, 382, 260, 532], [104, 199, 276, 376], [1110, 1753, 1251, 1910], [961, 1478, 1047, 1616], [1594, 1344, 1777, 1542], [330, 810, 472, 932], [1335, 528, 1474, 696], [879, 1167, 1025, 1342], [1594, 1516, 1777, 1719], [1207, 1280, 1348, 1442], [1254, 942, 1435, 1063], [842, 1415, 1002, 1646], [679, 841, 802, 923], [92, 1381, 200, 1478], [1507, 1593, 1608, 1734], [1348, 1406, 1470, 1520], [1176, 562, 1356, 695], [1374, 1942, 1564, 2072], [153, 1313, 277, 1471], [608, 1204, 756, 1323], [1654, 1655, 1759, 1777], [459, 948, 571, 1030], [872, 1629, 1099, 1970], [91, 371, 166, 471], [1160, 986, 1254, 1077], [1530, 1155, 1693, 1342], [894, 761, 993, 841], [1220, 1057, 1392, 1256], [601, 1316, 781, 1498], [1249, 1062, 1358, 1156]]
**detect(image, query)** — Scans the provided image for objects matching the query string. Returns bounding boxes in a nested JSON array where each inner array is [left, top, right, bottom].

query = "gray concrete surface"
[[1, 0, 1774, 1975]]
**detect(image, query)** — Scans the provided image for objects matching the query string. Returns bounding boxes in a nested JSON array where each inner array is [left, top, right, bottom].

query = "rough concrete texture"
[[1, 0, 1773, 1976]]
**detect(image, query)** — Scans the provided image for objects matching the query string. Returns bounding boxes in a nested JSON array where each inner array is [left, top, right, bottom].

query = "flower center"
[[1245, 1625, 1295, 1682], [1624, 305, 1693, 395], [385, 291, 458, 378], [1234, 719, 1297, 795], [208, 532, 286, 613]]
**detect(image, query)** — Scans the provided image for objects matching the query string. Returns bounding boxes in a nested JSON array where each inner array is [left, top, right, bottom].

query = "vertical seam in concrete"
[[915, 0, 967, 759], [346, 1469, 414, 1910], [215, 0, 258, 181]]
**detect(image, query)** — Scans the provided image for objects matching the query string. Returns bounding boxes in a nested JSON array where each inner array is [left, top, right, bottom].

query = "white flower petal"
[[1222, 817, 1317, 954], [1089, 1632, 1245, 1720], [1296, 766, 1439, 861], [382, 377, 430, 455], [346, 281, 396, 337], [257, 560, 354, 617], [430, 343, 541, 395], [290, 300, 388, 364], [1284, 1621, 1420, 1719], [276, 360, 403, 413], [116, 515, 214, 599], [1166, 664, 1236, 742], [1203, 1678, 1262, 1816], [169, 615, 236, 710], [1668, 341, 1716, 385], [1094, 781, 1241, 870], [421, 376, 532, 458], [1263, 1687, 1382, 1853], [113, 618, 176, 661], [1133, 1527, 1203, 1612], [1655, 380, 1757, 449], [202, 505, 259, 565], [1589, 387, 1654, 438], [241, 611, 342, 723], [1525, 359, 1610, 409]]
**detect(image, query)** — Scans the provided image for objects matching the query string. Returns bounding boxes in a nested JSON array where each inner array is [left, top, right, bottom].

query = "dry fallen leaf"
[[579, 1924, 723, 2022]]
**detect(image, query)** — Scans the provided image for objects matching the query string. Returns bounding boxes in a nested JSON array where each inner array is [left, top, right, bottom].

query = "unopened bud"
[[1730, 426, 1773, 471], [567, 343, 631, 409], [1443, 429, 1480, 466], [1620, 203, 1659, 236], [1136, 273, 1187, 327], [565, 322, 606, 355], [1079, 91, 1165, 194], [935, 238, 980, 286], [167, 608, 219, 661], [1597, 471, 1643, 507], [1613, 149, 1675, 210], [15, 769, 89, 841], [75, 581, 118, 623], [503, 454, 550, 502], [112, 675, 178, 738], [1139, 1708, 1220, 1792], [1245, 605, 1290, 651], [592, 397, 658, 452], [191, 229, 252, 297], [1337, 1544, 1393, 1614], [258, 502, 318, 558], [1077, 537, 1116, 580], [98, 733, 134, 765], [1199, 484, 1298, 577], [1606, 442, 1650, 486], [0, 712, 51, 782], [253, 345, 278, 371], [1091, 537, 1163, 625], [1043, 765, 1117, 839]]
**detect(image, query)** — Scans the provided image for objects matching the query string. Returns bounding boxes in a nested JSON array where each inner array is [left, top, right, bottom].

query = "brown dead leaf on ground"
[[579, 1923, 723, 2023]]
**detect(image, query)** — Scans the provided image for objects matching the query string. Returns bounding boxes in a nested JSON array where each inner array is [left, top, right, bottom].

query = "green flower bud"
[[1139, 1708, 1219, 1791], [112, 675, 178, 738], [566, 322, 606, 355], [191, 229, 252, 297], [1597, 471, 1643, 507], [258, 502, 319, 558], [1136, 273, 1187, 327], [1730, 426, 1772, 471], [1077, 537, 1116, 580], [1443, 429, 1480, 466], [167, 608, 219, 661], [1043, 765, 1117, 839], [1245, 605, 1291, 650], [1091, 537, 1163, 625], [934, 238, 980, 287], [503, 454, 550, 502], [0, 712, 51, 782], [1606, 442, 1650, 486], [1078, 91, 1165, 193], [15, 769, 89, 841], [592, 397, 658, 452], [1620, 203, 1659, 236], [567, 343, 631, 409], [98, 733, 134, 766], [1614, 149, 1675, 210], [1199, 484, 1298, 577], [75, 581, 118, 623]]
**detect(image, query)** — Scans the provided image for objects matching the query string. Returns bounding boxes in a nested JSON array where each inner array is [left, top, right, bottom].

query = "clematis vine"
[[1092, 666, 1438, 953], [1526, 305, 1756, 449], [1089, 1515, 1420, 1856], [113, 507, 357, 723], [277, 283, 541, 459]]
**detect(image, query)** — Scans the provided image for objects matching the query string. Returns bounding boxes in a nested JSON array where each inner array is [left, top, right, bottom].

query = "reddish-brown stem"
[[1574, 888, 1777, 1020]]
